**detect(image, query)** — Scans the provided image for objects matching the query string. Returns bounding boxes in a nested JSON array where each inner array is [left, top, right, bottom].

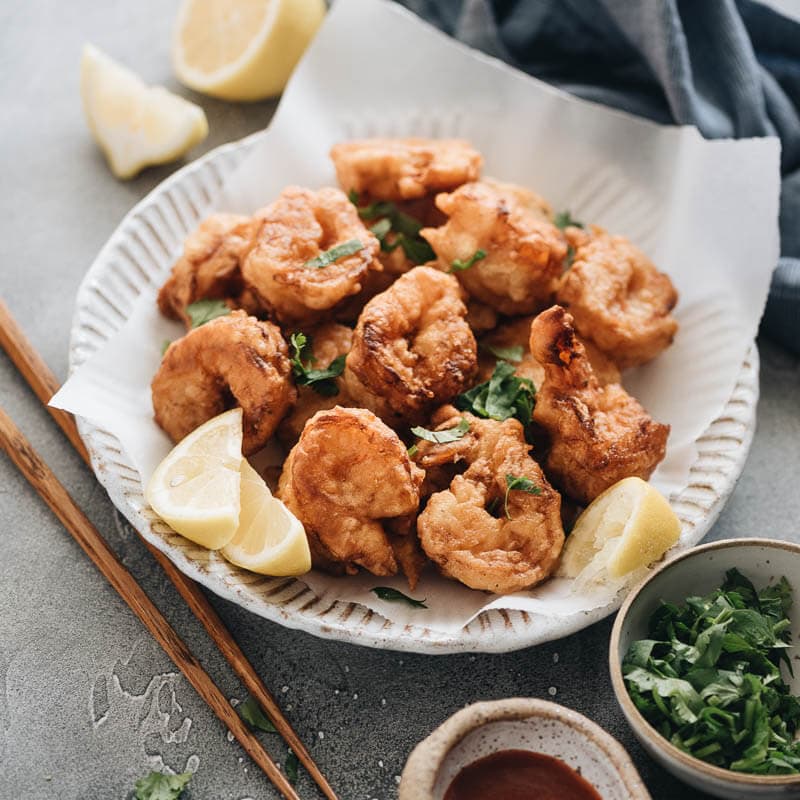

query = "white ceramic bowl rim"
[[401, 698, 650, 798], [610, 537, 800, 787]]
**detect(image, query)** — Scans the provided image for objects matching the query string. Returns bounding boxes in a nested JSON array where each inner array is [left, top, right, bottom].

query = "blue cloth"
[[398, 0, 800, 354]]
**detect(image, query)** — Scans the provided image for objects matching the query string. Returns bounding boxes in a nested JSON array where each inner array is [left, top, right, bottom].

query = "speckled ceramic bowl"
[[398, 698, 650, 799], [610, 538, 800, 799]]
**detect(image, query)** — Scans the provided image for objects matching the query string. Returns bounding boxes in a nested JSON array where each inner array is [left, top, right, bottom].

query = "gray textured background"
[[1, 2, 799, 799]]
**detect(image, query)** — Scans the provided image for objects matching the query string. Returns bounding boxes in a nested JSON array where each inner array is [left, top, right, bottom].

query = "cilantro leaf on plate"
[[289, 332, 345, 397], [410, 418, 469, 445], [371, 587, 428, 608], [456, 361, 535, 426], [186, 298, 231, 328]]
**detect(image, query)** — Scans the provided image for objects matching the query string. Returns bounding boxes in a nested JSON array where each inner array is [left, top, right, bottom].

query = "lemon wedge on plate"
[[81, 44, 208, 179], [222, 461, 311, 576], [558, 477, 681, 583], [172, 0, 326, 101], [146, 408, 243, 550]]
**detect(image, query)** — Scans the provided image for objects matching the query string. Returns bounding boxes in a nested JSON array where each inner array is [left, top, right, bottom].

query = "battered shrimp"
[[530, 306, 669, 504], [477, 316, 544, 387], [152, 311, 295, 455], [343, 266, 477, 427], [421, 181, 568, 315], [157, 213, 260, 326], [414, 407, 563, 594], [478, 316, 620, 387], [556, 230, 678, 368], [330, 138, 482, 201], [241, 187, 382, 326], [278, 322, 353, 447], [278, 407, 424, 582]]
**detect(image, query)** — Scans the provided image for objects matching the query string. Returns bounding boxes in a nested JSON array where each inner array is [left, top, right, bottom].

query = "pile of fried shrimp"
[[151, 137, 679, 596]]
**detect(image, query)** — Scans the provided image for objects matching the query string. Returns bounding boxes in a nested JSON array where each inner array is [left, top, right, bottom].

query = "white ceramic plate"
[[69, 132, 758, 654]]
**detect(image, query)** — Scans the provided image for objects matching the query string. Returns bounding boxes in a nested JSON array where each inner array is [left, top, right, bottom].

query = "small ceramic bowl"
[[610, 537, 800, 800], [398, 697, 650, 799]]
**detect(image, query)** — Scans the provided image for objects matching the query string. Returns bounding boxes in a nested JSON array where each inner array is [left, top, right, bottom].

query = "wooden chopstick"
[[0, 408, 301, 800], [0, 300, 339, 800]]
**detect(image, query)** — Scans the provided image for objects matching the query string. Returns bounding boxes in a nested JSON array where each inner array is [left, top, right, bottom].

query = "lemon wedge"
[[146, 408, 243, 550], [172, 0, 326, 101], [221, 461, 311, 576], [81, 44, 208, 179], [558, 477, 681, 582]]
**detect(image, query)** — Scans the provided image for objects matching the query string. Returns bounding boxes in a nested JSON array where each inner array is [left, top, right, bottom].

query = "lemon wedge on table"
[[222, 461, 311, 576], [146, 408, 243, 550], [172, 0, 326, 101], [558, 477, 681, 581], [80, 44, 208, 179]]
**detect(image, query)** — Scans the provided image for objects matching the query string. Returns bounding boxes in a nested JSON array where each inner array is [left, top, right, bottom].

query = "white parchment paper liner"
[[53, 0, 780, 635]]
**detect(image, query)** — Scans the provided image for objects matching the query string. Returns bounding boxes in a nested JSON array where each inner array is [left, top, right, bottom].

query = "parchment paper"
[[52, 0, 781, 635]]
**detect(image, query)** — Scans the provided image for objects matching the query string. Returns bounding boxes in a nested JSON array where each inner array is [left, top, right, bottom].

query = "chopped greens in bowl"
[[622, 567, 800, 775]]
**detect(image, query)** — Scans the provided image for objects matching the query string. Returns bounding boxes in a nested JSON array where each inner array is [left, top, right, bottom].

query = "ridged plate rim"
[[68, 131, 759, 654]]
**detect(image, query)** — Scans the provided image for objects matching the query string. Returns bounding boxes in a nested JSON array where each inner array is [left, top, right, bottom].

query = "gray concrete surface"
[[1, 2, 799, 799]]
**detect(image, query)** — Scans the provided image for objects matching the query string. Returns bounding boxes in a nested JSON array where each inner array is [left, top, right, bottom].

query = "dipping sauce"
[[443, 749, 602, 800]]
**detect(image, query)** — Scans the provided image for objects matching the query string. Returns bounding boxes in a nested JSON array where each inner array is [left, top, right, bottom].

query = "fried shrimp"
[[278, 407, 424, 581], [343, 266, 478, 427], [157, 213, 259, 326], [330, 138, 482, 201], [278, 322, 353, 446], [529, 306, 669, 504], [421, 181, 568, 315], [477, 316, 620, 388], [556, 230, 678, 368], [414, 407, 563, 593], [478, 316, 544, 387], [152, 311, 295, 454], [241, 186, 382, 325]]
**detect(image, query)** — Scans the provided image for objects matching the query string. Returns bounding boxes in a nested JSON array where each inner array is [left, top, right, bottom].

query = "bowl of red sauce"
[[399, 698, 650, 800]]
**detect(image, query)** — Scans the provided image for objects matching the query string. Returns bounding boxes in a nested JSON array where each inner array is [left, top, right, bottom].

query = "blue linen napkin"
[[397, 0, 800, 354]]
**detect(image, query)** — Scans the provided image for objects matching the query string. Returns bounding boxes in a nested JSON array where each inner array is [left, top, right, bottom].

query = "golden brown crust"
[[414, 406, 564, 593], [421, 181, 567, 315], [157, 213, 259, 326], [343, 266, 477, 427], [556, 230, 678, 368], [529, 305, 669, 504], [330, 138, 482, 201], [277, 407, 424, 581], [151, 311, 295, 455], [242, 186, 382, 326]]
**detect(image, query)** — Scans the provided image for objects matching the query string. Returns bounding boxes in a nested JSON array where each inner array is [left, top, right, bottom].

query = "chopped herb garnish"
[[289, 332, 345, 397], [285, 750, 300, 784], [410, 418, 470, 445], [564, 243, 576, 269], [371, 587, 428, 608], [450, 249, 487, 273], [160, 339, 171, 356], [407, 444, 419, 458], [481, 342, 524, 363], [369, 218, 392, 241], [554, 210, 584, 230], [134, 771, 192, 800], [503, 474, 542, 519], [305, 239, 363, 269], [623, 569, 800, 775], [238, 696, 278, 733], [348, 193, 435, 264], [186, 298, 231, 328], [456, 361, 535, 426]]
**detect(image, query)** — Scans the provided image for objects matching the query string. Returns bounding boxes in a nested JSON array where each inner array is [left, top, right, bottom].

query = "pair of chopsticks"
[[0, 300, 337, 800]]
